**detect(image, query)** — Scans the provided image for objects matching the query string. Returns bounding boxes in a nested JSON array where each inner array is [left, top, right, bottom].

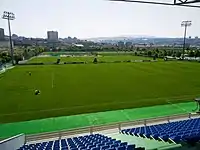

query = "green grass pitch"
[[28, 55, 150, 63], [0, 56, 200, 123]]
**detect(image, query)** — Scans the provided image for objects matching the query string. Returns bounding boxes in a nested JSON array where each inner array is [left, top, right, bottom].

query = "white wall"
[[0, 134, 25, 150]]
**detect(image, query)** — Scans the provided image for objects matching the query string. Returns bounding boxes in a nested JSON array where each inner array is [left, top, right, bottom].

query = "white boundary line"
[[166, 100, 189, 113], [120, 110, 131, 120], [52, 72, 54, 89]]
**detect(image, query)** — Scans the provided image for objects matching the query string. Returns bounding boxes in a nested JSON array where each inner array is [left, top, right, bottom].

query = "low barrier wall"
[[0, 134, 25, 150]]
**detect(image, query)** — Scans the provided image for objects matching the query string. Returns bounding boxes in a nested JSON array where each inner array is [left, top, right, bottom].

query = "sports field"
[[28, 55, 150, 63], [0, 55, 200, 123]]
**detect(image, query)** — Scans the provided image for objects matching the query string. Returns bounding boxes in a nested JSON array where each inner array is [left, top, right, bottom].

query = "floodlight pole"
[[7, 18, 14, 65], [2, 11, 15, 65], [183, 24, 187, 58], [181, 21, 192, 59]]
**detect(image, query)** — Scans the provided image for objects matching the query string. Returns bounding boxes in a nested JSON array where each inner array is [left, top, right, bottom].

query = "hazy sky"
[[0, 0, 200, 39]]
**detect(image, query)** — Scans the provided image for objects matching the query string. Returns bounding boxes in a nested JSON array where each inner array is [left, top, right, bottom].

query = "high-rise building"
[[47, 31, 58, 42], [0, 28, 5, 41]]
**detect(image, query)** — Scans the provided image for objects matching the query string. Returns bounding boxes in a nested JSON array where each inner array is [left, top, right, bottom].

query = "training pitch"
[[0, 56, 200, 123]]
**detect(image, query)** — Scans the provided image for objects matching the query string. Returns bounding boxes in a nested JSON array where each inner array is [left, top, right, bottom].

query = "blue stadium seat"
[[120, 142, 128, 146], [108, 148, 116, 150], [91, 147, 100, 150], [100, 145, 108, 149], [117, 146, 126, 150], [121, 118, 200, 144], [127, 144, 135, 150], [17, 133, 141, 150]]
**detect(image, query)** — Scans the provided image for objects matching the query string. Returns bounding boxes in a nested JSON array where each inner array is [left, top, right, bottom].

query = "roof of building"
[[73, 44, 84, 47]]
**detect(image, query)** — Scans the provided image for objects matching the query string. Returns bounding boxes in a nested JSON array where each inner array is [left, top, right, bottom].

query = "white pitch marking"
[[166, 100, 189, 113], [52, 72, 54, 89]]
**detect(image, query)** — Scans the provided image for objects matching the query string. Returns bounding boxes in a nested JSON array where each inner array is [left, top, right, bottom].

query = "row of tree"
[[0, 47, 44, 65], [136, 49, 200, 58], [49, 45, 200, 56], [0, 52, 11, 64], [1, 46, 200, 65], [22, 47, 44, 60]]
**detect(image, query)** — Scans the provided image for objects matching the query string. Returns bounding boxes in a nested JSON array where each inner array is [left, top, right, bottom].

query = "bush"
[[72, 62, 85, 64], [93, 58, 98, 64], [113, 61, 122, 63], [122, 60, 131, 63], [0, 52, 11, 64], [14, 54, 23, 64], [98, 61, 106, 63], [19, 63, 44, 65], [143, 60, 151, 62]]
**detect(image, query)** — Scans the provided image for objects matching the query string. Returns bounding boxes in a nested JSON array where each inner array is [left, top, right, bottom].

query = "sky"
[[0, 0, 200, 39]]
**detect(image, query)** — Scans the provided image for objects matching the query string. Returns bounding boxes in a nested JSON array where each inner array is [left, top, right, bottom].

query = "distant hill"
[[84, 36, 200, 46], [85, 35, 157, 42]]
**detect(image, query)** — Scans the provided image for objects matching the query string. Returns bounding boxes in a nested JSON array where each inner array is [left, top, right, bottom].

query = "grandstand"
[[121, 118, 200, 144], [1, 112, 200, 150]]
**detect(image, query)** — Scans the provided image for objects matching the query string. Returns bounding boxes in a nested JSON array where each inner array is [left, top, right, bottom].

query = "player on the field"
[[35, 90, 40, 95]]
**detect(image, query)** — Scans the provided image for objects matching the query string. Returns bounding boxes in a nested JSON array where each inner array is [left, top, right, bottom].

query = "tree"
[[142, 48, 146, 51], [14, 54, 23, 64], [167, 50, 172, 56], [163, 50, 167, 56], [176, 51, 181, 57], [188, 51, 195, 57], [155, 48, 159, 53], [1, 58, 6, 64], [155, 53, 158, 58], [23, 49, 29, 59], [134, 52, 138, 56], [0, 52, 11, 64], [144, 51, 148, 56], [147, 51, 152, 57], [195, 50, 200, 57]]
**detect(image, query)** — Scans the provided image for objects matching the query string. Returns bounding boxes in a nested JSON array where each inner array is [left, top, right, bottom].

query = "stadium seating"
[[17, 133, 142, 150], [121, 118, 200, 144]]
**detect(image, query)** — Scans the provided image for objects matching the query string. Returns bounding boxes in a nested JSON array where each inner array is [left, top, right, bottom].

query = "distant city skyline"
[[0, 0, 200, 39]]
